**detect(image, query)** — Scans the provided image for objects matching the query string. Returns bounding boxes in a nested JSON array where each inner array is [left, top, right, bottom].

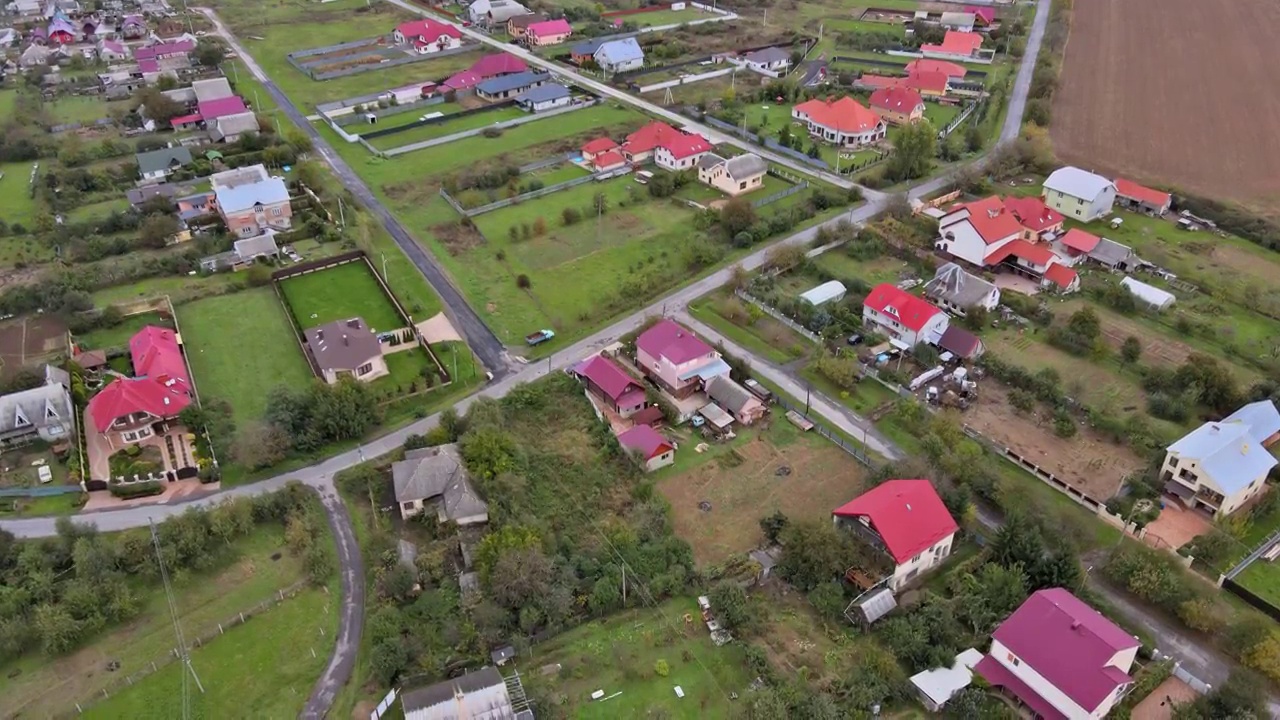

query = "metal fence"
[[751, 179, 810, 209], [938, 101, 979, 139], [772, 393, 875, 467], [1221, 577, 1280, 624], [0, 484, 83, 498], [361, 100, 518, 141], [383, 100, 598, 157], [734, 289, 821, 343], [699, 115, 832, 170]]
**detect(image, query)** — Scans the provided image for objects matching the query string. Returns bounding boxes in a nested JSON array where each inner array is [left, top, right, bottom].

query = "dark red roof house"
[[573, 354, 647, 417], [197, 96, 249, 122], [635, 318, 728, 399], [89, 377, 190, 433], [965, 5, 996, 26], [443, 70, 483, 92], [617, 425, 675, 472], [130, 326, 189, 390], [468, 53, 528, 79], [1003, 196, 1065, 235], [637, 318, 715, 366], [394, 19, 462, 46], [976, 588, 1140, 719], [833, 480, 958, 591]]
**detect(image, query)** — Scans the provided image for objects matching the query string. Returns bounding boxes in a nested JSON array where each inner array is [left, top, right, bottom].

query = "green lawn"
[[90, 272, 245, 307], [83, 583, 336, 719], [0, 527, 314, 719], [517, 598, 751, 719], [372, 347, 436, 393], [0, 160, 38, 226], [178, 288, 314, 425], [687, 291, 813, 364], [339, 100, 465, 135], [1235, 560, 1280, 610], [367, 105, 529, 150], [45, 95, 112, 125], [76, 311, 174, 352], [67, 197, 131, 224], [279, 261, 405, 331], [617, 7, 703, 27]]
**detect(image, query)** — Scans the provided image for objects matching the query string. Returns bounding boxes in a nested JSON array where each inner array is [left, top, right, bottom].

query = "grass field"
[[618, 7, 702, 27], [687, 291, 813, 364], [366, 105, 529, 150], [83, 583, 336, 719], [76, 311, 174, 352], [0, 527, 316, 719], [45, 95, 114, 125], [0, 160, 38, 226], [279, 261, 405, 331], [517, 598, 751, 718], [178, 288, 314, 425], [67, 196, 131, 224]]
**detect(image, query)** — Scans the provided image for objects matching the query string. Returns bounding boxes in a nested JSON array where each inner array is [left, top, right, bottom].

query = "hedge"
[[109, 480, 164, 499]]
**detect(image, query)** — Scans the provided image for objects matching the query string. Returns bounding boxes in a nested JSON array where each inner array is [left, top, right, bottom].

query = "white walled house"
[[833, 479, 959, 591], [976, 588, 1140, 720], [653, 133, 712, 171], [1042, 166, 1116, 222], [792, 96, 886, 147], [635, 318, 730, 399], [935, 196, 1022, 267], [1161, 400, 1280, 518], [862, 283, 949, 347], [924, 263, 1000, 315]]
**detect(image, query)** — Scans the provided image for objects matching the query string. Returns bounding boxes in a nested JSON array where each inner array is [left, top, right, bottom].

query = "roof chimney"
[[987, 208, 999, 218], [1071, 620, 1082, 630]]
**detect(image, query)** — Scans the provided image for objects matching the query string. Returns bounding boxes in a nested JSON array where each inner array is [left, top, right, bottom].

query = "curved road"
[[12, 3, 1051, 718]]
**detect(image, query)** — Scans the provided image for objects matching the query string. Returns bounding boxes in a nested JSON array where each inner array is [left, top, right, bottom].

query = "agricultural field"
[[657, 419, 870, 567], [1052, 0, 1280, 217], [178, 288, 314, 426], [278, 260, 405, 331]]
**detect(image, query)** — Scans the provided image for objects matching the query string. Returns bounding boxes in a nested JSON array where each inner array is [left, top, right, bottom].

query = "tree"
[[1120, 335, 1143, 363], [991, 514, 1044, 570], [488, 546, 554, 611], [808, 581, 847, 622], [134, 87, 184, 126], [561, 206, 582, 225], [759, 510, 788, 544], [232, 421, 292, 469], [1177, 670, 1268, 719], [777, 520, 854, 592], [885, 119, 937, 182], [709, 581, 754, 631], [532, 217, 547, 236], [137, 214, 179, 248], [193, 40, 225, 67], [719, 197, 757, 238], [1008, 388, 1035, 413]]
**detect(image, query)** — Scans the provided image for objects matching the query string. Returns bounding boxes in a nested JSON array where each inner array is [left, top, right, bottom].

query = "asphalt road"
[[196, 8, 509, 379]]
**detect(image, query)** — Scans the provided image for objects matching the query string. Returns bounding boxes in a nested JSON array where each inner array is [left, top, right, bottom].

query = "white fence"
[[734, 289, 821, 344], [638, 67, 735, 93]]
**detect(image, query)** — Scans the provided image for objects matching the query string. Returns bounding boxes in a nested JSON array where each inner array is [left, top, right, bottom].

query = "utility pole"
[[622, 565, 627, 605], [805, 384, 811, 416], [150, 518, 204, 720], [337, 196, 345, 227]]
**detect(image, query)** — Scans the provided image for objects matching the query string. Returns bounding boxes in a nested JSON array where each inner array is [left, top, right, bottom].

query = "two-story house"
[[572, 354, 647, 417], [392, 18, 462, 55], [832, 479, 959, 591], [654, 133, 713, 171], [524, 18, 572, 47], [976, 588, 1139, 720], [862, 283, 949, 347], [1042, 166, 1116, 222], [594, 37, 645, 74], [87, 326, 192, 449], [210, 164, 292, 238], [1161, 400, 1280, 518], [635, 318, 730, 399], [0, 365, 74, 448]]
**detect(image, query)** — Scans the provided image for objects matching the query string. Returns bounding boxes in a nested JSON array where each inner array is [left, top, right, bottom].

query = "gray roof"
[[744, 46, 791, 66], [1226, 401, 1280, 445], [571, 37, 607, 56], [470, 0, 530, 24], [191, 77, 233, 103], [136, 146, 192, 175], [706, 375, 758, 415], [516, 83, 569, 104], [126, 183, 179, 205], [722, 153, 768, 181], [400, 667, 515, 719], [595, 37, 643, 65], [304, 318, 382, 374], [210, 164, 289, 214], [940, 11, 976, 25], [209, 111, 259, 142], [925, 262, 997, 309], [697, 153, 727, 170], [1043, 166, 1114, 201], [0, 367, 72, 436], [477, 70, 548, 95], [1168, 410, 1279, 496], [233, 230, 278, 261], [392, 444, 489, 523], [1087, 237, 1132, 266]]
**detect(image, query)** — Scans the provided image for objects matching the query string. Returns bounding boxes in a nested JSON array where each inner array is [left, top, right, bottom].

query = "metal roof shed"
[[800, 280, 847, 306], [1120, 277, 1175, 310]]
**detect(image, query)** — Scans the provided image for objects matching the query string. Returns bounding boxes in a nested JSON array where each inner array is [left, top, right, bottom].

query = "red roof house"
[[443, 70, 483, 92], [833, 479, 959, 590], [573, 354, 646, 416], [861, 284, 949, 346], [965, 5, 996, 26], [793, 96, 885, 138], [921, 31, 985, 59], [524, 18, 573, 46], [468, 53, 528, 78], [1059, 227, 1101, 253], [869, 86, 925, 124], [394, 19, 462, 46], [902, 70, 950, 97], [1114, 178, 1171, 214], [581, 137, 619, 158], [621, 121, 685, 160], [88, 377, 191, 432], [1042, 262, 1080, 292], [635, 318, 727, 399], [617, 425, 675, 472], [857, 74, 902, 90], [904, 58, 967, 78], [984, 238, 1055, 268], [129, 326, 190, 389], [655, 132, 712, 169], [976, 588, 1139, 719], [591, 150, 627, 171], [197, 96, 248, 121], [1003, 196, 1065, 236]]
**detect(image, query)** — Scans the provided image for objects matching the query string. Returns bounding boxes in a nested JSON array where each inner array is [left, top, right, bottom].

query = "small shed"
[[1120, 277, 1175, 310], [800, 280, 847, 306], [697, 402, 734, 433], [909, 648, 983, 711], [851, 587, 896, 626]]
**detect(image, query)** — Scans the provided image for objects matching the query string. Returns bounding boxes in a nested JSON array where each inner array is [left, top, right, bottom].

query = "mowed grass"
[[75, 311, 174, 352], [0, 528, 311, 719], [67, 196, 130, 223], [367, 105, 529, 150], [45, 95, 113, 124], [517, 598, 751, 719], [178, 288, 314, 425], [278, 261, 404, 331], [0, 160, 39, 225], [82, 583, 336, 719]]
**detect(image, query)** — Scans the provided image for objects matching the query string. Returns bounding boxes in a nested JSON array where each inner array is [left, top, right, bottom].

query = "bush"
[[561, 207, 581, 225], [1052, 409, 1077, 438], [109, 481, 164, 499], [515, 274, 531, 289], [653, 659, 669, 677], [481, 127, 503, 138]]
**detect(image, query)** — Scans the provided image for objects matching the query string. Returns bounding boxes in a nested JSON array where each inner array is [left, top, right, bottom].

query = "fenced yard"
[[278, 260, 405, 332]]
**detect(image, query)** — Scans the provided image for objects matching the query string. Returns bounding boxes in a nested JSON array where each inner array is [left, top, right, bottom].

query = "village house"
[[741, 46, 791, 74], [208, 111, 260, 143], [572, 354, 646, 418], [467, 52, 528, 79], [976, 588, 1139, 719], [1114, 177, 1171, 215], [923, 262, 1000, 315], [581, 137, 627, 171], [862, 283, 949, 347], [832, 479, 959, 591], [869, 86, 925, 125], [0, 365, 73, 448], [392, 18, 462, 54], [936, 325, 985, 360], [200, 231, 281, 272], [570, 37, 606, 65], [505, 12, 547, 38], [516, 83, 571, 112], [1002, 196, 1064, 241], [905, 58, 967, 79], [524, 18, 572, 47], [619, 120, 703, 164], [86, 326, 192, 450], [304, 317, 389, 385], [475, 70, 548, 101], [594, 37, 644, 73], [653, 132, 712, 171], [696, 152, 767, 196], [920, 30, 992, 62], [635, 318, 729, 399], [136, 146, 192, 183], [467, 0, 530, 28], [96, 38, 129, 62], [120, 14, 146, 39], [392, 443, 489, 525], [792, 96, 886, 147], [617, 424, 675, 472], [1161, 400, 1280, 518], [210, 164, 292, 237], [939, 11, 976, 32], [1042, 166, 1116, 221], [705, 375, 766, 425], [935, 196, 1080, 293], [400, 668, 521, 720]]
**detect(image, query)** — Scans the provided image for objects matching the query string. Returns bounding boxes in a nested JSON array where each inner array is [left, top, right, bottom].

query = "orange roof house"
[[1114, 178, 1172, 214], [921, 31, 985, 59], [869, 86, 925, 125], [792, 96, 886, 147], [905, 59, 967, 79]]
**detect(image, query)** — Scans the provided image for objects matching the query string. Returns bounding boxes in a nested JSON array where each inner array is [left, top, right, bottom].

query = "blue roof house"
[[476, 71, 549, 100], [1162, 400, 1280, 517], [515, 83, 572, 113], [594, 38, 645, 73]]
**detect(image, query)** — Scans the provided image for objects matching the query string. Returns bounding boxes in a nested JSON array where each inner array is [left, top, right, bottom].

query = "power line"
[[150, 518, 205, 719]]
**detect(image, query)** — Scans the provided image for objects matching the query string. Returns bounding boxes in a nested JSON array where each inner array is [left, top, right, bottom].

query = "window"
[[357, 362, 374, 376], [272, 207, 282, 217], [1077, 197, 1084, 206], [402, 501, 415, 511], [910, 553, 922, 564], [1074, 209, 1082, 217]]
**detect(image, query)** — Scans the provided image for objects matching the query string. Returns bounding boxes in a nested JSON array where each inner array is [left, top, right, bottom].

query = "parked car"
[[846, 334, 864, 346]]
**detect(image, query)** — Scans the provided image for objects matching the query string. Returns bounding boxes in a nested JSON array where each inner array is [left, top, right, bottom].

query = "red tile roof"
[[793, 96, 882, 134], [965, 5, 996, 25], [1060, 227, 1101, 253], [130, 326, 189, 389], [88, 376, 191, 429], [623, 121, 684, 155], [958, 196, 1024, 244], [1042, 262, 1078, 289], [574, 354, 642, 403], [618, 425, 673, 460], [1003, 196, 1064, 233], [170, 112, 203, 127], [582, 137, 618, 154], [1114, 178, 1170, 208], [869, 86, 924, 115], [661, 133, 711, 159], [986, 588, 1139, 714], [975, 655, 1066, 720], [468, 53, 528, 78], [857, 74, 902, 89], [197, 96, 248, 121], [985, 238, 1055, 266], [905, 59, 967, 78], [832, 479, 958, 563], [863, 284, 943, 332], [903, 70, 949, 95], [630, 405, 666, 427], [922, 30, 984, 56], [637, 318, 714, 365], [395, 18, 461, 43], [443, 69, 482, 91], [591, 150, 626, 169], [526, 18, 572, 37]]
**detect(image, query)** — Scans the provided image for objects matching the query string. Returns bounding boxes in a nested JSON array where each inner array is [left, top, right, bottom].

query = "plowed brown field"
[[1052, 0, 1280, 216]]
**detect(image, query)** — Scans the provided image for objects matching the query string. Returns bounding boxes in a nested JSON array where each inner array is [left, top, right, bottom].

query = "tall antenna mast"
[[150, 518, 205, 720]]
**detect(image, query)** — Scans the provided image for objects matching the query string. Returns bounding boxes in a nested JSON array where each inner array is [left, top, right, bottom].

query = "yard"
[[177, 288, 314, 426], [66, 196, 131, 224], [76, 311, 174, 352], [687, 290, 814, 364], [278, 260, 405, 331], [656, 418, 871, 567], [366, 105, 530, 150], [0, 527, 326, 719], [516, 597, 752, 719], [45, 95, 114, 125], [0, 160, 38, 225]]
